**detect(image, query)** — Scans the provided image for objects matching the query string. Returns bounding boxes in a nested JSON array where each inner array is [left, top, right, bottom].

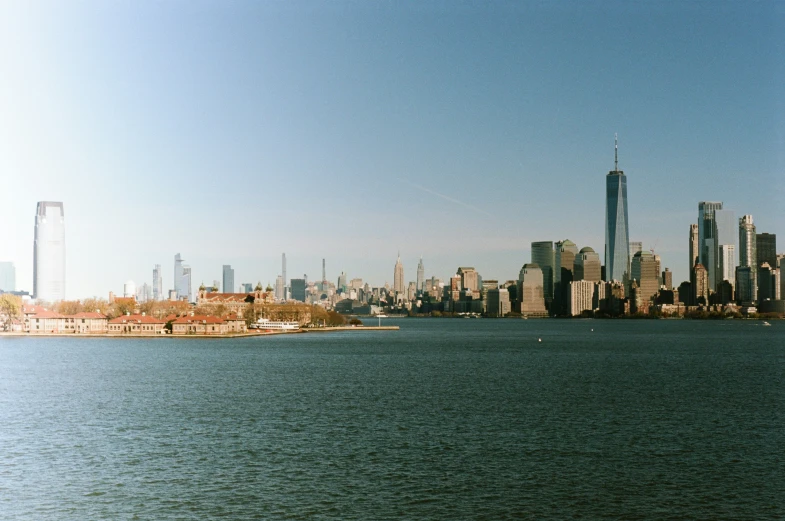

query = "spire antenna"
[[614, 133, 618, 171]]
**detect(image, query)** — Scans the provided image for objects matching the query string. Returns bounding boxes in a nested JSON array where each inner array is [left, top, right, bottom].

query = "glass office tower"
[[605, 139, 630, 284], [33, 201, 66, 301]]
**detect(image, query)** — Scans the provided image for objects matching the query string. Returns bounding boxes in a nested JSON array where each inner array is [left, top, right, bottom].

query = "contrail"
[[398, 178, 492, 217]]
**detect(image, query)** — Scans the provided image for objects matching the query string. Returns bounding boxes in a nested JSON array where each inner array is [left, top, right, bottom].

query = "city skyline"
[[1, 2, 783, 298]]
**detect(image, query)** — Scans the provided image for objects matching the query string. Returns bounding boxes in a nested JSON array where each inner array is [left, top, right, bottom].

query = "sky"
[[1, 1, 783, 299]]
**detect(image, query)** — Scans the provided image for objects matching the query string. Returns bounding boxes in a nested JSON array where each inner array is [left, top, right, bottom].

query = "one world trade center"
[[605, 135, 630, 284]]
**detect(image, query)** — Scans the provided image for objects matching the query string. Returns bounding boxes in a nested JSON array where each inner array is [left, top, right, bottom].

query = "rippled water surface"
[[1, 319, 784, 519]]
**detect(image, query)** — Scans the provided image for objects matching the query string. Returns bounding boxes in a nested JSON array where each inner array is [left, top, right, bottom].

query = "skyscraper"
[[631, 251, 659, 304], [739, 215, 757, 302], [756, 233, 777, 268], [457, 267, 479, 293], [518, 263, 546, 316], [153, 264, 162, 300], [689, 224, 699, 270], [416, 257, 425, 292], [605, 135, 630, 284], [629, 241, 643, 259], [711, 208, 736, 290], [393, 253, 405, 295], [222, 265, 235, 295], [531, 241, 554, 303], [691, 263, 709, 306], [574, 247, 601, 282], [182, 265, 192, 301], [282, 253, 287, 299], [275, 275, 284, 301], [698, 201, 723, 276], [174, 253, 184, 297], [33, 201, 66, 301], [0, 262, 16, 292]]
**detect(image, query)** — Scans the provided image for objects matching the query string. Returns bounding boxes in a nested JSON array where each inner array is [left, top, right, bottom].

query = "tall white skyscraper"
[[33, 201, 66, 301], [153, 264, 162, 300], [174, 253, 184, 297]]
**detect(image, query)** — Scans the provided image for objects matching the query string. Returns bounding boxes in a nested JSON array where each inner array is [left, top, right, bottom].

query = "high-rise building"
[[182, 265, 192, 301], [275, 275, 284, 301], [33, 201, 66, 301], [718, 244, 735, 289], [630, 251, 660, 304], [457, 267, 479, 293], [689, 224, 699, 270], [574, 247, 601, 282], [291, 278, 306, 302], [222, 265, 235, 296], [691, 263, 709, 306], [758, 263, 776, 302], [605, 136, 630, 284], [124, 280, 136, 298], [629, 241, 643, 259], [531, 241, 555, 302], [518, 263, 546, 316], [282, 253, 288, 300], [662, 268, 673, 290], [698, 201, 723, 267], [735, 266, 755, 304], [568, 280, 596, 316], [393, 253, 405, 295], [486, 288, 511, 318], [0, 262, 16, 292], [711, 209, 736, 290], [174, 253, 184, 298], [739, 215, 757, 302], [416, 257, 425, 292], [241, 283, 253, 293], [337, 272, 347, 293], [152, 264, 162, 301], [756, 233, 777, 268]]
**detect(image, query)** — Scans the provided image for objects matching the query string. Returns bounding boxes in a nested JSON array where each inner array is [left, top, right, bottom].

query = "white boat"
[[251, 318, 300, 331], [762, 321, 771, 326]]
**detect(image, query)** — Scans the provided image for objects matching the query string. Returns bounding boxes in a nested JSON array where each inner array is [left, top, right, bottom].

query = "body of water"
[[1, 319, 783, 519]]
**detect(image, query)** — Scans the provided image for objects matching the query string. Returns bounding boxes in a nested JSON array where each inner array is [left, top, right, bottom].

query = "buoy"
[[538, 338, 542, 342], [591, 329, 594, 332]]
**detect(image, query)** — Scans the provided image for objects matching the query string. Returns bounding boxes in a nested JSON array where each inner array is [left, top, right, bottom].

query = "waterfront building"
[[716, 280, 734, 305], [222, 265, 235, 298], [33, 201, 66, 301], [0, 262, 16, 291], [153, 264, 162, 301], [691, 263, 709, 306], [291, 278, 307, 302], [605, 136, 630, 284], [662, 268, 673, 290], [393, 254, 405, 295], [108, 314, 166, 335], [630, 251, 659, 304], [416, 257, 425, 292], [518, 263, 547, 316], [711, 209, 736, 290], [568, 280, 596, 316], [758, 263, 776, 302], [689, 224, 699, 273], [756, 233, 777, 268], [485, 288, 511, 317], [28, 310, 108, 334], [531, 241, 555, 303], [738, 215, 757, 302], [735, 266, 755, 304], [574, 247, 601, 282], [677, 281, 692, 305]]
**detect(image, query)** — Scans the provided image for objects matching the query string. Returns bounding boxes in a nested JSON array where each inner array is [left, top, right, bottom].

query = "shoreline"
[[0, 325, 400, 339]]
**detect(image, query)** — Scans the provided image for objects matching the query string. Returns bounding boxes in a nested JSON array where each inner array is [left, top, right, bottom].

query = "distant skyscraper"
[[275, 275, 284, 301], [662, 268, 673, 290], [629, 241, 643, 259], [604, 135, 630, 284], [124, 280, 136, 298], [241, 283, 253, 293], [152, 264, 162, 301], [758, 263, 776, 302], [182, 265, 192, 301], [711, 209, 736, 290], [631, 251, 659, 304], [689, 224, 699, 270], [718, 244, 735, 288], [322, 258, 326, 284], [282, 253, 288, 299], [222, 265, 235, 295], [518, 263, 546, 316], [691, 263, 709, 306], [457, 267, 479, 293], [291, 278, 306, 302], [0, 262, 16, 292], [531, 241, 555, 302], [738, 215, 757, 302], [574, 247, 601, 282], [416, 257, 425, 292], [698, 201, 723, 282], [393, 254, 405, 295], [174, 253, 184, 298], [33, 201, 66, 301], [735, 266, 755, 304], [756, 233, 777, 268], [337, 272, 347, 293]]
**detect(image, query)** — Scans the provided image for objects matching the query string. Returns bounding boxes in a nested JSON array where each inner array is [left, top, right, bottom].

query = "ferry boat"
[[250, 318, 300, 331]]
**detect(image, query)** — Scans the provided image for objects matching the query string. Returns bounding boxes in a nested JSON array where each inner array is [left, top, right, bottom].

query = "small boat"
[[762, 321, 771, 326]]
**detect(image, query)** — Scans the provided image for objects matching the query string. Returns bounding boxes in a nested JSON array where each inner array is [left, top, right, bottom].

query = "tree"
[[244, 303, 259, 328], [0, 294, 22, 331], [82, 298, 111, 315], [55, 300, 84, 315]]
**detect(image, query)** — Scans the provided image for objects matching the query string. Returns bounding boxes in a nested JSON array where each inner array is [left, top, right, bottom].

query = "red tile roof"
[[172, 315, 225, 324], [30, 310, 65, 319], [23, 305, 48, 315], [108, 314, 164, 324]]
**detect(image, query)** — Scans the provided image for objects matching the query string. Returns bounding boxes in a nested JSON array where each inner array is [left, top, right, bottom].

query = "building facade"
[[631, 251, 659, 304], [568, 280, 596, 316], [518, 263, 547, 316], [153, 264, 162, 301], [222, 265, 235, 297], [574, 247, 601, 282], [393, 254, 405, 295], [33, 201, 66, 301], [689, 223, 699, 272], [485, 288, 511, 318], [0, 262, 15, 292], [738, 215, 757, 302], [531, 241, 555, 304]]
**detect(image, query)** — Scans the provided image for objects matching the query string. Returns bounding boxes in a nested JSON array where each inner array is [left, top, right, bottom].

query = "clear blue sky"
[[1, 1, 783, 298]]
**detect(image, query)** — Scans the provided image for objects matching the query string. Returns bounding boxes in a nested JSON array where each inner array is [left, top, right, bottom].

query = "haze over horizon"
[[1, 1, 783, 299]]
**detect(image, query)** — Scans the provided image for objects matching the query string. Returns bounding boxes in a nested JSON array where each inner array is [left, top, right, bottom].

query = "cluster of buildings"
[[1, 140, 782, 318]]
